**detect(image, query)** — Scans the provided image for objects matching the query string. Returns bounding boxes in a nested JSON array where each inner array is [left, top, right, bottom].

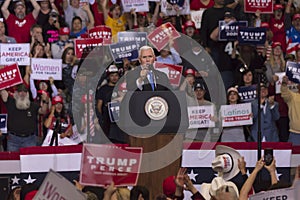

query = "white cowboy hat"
[[212, 145, 242, 181], [200, 177, 239, 200]]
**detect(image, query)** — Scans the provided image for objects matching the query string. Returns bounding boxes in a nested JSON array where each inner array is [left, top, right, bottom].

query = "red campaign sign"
[[224, 114, 251, 122], [147, 22, 181, 51], [80, 144, 142, 187], [244, 0, 273, 13], [88, 26, 112, 39], [74, 38, 109, 59], [0, 63, 23, 91], [154, 62, 183, 87]]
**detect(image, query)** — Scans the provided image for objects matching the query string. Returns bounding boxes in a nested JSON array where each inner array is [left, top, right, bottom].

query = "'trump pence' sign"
[[80, 143, 142, 187], [33, 170, 86, 200]]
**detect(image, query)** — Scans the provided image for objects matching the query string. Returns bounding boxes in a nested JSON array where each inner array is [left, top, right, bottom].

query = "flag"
[[182, 142, 293, 199]]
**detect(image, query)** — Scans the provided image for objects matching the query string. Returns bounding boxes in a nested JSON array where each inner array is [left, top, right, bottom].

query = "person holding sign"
[[1, 0, 41, 43], [126, 46, 171, 91], [0, 84, 49, 151], [221, 87, 246, 142], [251, 83, 280, 142], [281, 76, 300, 145]]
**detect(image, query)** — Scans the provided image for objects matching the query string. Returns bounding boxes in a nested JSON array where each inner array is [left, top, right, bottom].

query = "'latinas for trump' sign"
[[80, 143, 142, 187], [187, 105, 215, 129], [244, 0, 273, 13], [220, 103, 253, 127], [0, 63, 23, 91], [31, 58, 62, 80], [0, 43, 30, 65]]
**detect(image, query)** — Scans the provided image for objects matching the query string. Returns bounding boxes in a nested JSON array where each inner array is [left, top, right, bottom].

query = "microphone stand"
[[50, 117, 61, 146]]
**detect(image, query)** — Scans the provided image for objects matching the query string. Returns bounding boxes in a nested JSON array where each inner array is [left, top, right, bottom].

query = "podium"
[[120, 91, 188, 198]]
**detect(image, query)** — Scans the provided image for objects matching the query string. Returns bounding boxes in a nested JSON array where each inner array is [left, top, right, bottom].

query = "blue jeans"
[[7, 134, 36, 152], [288, 132, 300, 146]]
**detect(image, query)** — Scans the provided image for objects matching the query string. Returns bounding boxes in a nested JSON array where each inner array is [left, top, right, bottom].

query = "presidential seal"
[[145, 96, 168, 120]]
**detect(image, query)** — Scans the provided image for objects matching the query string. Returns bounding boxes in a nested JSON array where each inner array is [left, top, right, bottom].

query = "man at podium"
[[126, 46, 171, 91]]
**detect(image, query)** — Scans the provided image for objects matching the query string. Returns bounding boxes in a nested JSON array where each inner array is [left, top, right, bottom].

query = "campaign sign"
[[88, 26, 112, 40], [0, 43, 30, 65], [42, 130, 78, 146], [147, 22, 181, 51], [117, 32, 147, 48], [220, 103, 252, 127], [121, 0, 149, 12], [75, 38, 106, 59], [108, 101, 120, 122], [244, 0, 273, 13], [286, 61, 300, 84], [238, 85, 257, 103], [154, 62, 183, 87], [219, 21, 248, 41], [249, 187, 294, 200], [31, 58, 62, 80], [33, 169, 86, 200], [161, 0, 190, 16], [109, 41, 139, 63], [190, 10, 204, 29], [80, 143, 142, 186], [187, 105, 215, 129], [275, 72, 298, 94], [0, 63, 23, 91], [238, 27, 266, 45], [0, 114, 7, 133]]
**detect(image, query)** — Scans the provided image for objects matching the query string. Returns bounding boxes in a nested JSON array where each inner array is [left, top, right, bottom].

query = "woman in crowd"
[[31, 41, 52, 58], [221, 87, 246, 142], [69, 4, 95, 38], [44, 95, 73, 143]]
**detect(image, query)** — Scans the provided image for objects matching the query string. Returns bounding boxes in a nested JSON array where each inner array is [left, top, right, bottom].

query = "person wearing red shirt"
[[190, 0, 214, 10], [1, 0, 40, 43]]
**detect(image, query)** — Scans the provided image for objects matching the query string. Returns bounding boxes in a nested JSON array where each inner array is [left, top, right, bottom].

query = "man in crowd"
[[0, 84, 48, 151], [281, 76, 300, 145], [1, 0, 40, 43], [126, 45, 171, 91]]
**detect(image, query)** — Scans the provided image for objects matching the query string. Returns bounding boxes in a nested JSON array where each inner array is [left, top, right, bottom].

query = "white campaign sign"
[[31, 58, 62, 80], [33, 170, 86, 200], [190, 10, 204, 29], [220, 103, 253, 127], [249, 187, 294, 200], [0, 43, 30, 65], [188, 105, 215, 129], [275, 72, 298, 94], [42, 130, 78, 146], [161, 0, 190, 16], [121, 0, 149, 12]]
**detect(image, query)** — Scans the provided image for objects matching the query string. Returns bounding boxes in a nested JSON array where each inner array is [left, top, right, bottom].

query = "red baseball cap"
[[274, 4, 284, 11], [293, 13, 300, 21], [184, 68, 196, 76], [184, 20, 196, 30], [261, 22, 270, 29], [52, 95, 63, 105], [272, 42, 282, 48], [59, 27, 70, 35], [163, 176, 176, 198]]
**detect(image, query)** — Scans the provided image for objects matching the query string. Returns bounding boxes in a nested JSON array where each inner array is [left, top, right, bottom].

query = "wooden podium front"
[[129, 133, 184, 199]]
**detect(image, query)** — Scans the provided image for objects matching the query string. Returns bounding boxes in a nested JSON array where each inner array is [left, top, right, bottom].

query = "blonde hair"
[[269, 47, 286, 72], [214, 185, 239, 200]]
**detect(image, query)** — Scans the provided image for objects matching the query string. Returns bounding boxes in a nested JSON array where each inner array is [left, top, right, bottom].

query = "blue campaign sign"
[[109, 41, 139, 63], [238, 27, 266, 45], [117, 32, 147, 48], [286, 61, 300, 84], [108, 101, 120, 122], [0, 114, 7, 133], [238, 85, 257, 103], [219, 21, 248, 41]]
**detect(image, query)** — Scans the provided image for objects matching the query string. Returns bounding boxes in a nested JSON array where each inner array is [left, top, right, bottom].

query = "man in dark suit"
[[126, 46, 171, 91]]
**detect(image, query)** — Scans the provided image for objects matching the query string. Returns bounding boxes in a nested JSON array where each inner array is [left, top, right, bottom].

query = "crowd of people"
[[0, 0, 299, 150]]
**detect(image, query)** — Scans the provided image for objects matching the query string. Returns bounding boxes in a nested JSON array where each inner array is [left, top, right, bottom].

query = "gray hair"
[[138, 45, 155, 58]]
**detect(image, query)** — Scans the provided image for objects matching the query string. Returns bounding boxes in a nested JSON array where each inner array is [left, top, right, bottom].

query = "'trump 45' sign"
[[80, 144, 142, 186]]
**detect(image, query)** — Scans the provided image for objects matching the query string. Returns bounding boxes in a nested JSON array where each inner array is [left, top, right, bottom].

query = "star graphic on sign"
[[23, 175, 36, 184], [275, 170, 282, 180], [11, 175, 20, 185], [188, 169, 198, 182]]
